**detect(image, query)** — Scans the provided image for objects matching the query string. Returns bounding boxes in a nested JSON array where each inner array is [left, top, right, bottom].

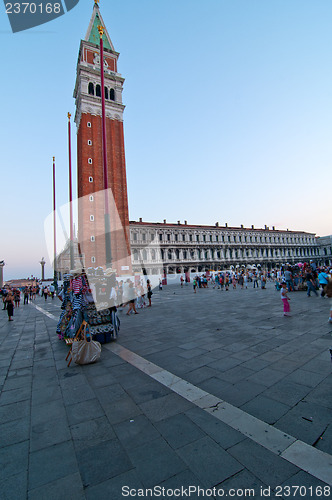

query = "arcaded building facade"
[[129, 219, 320, 275]]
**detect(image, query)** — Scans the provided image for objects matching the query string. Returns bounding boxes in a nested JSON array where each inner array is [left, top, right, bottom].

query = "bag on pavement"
[[71, 333, 101, 365]]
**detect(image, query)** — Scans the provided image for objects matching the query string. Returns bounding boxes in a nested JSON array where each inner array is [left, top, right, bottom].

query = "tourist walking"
[[5, 291, 14, 321], [126, 281, 139, 315], [305, 268, 318, 297], [281, 282, 291, 316]]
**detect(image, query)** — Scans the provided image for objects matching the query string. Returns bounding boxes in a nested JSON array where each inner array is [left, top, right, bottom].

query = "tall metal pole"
[[53, 156, 58, 292], [68, 112, 74, 270], [98, 24, 112, 269], [0, 261, 5, 289]]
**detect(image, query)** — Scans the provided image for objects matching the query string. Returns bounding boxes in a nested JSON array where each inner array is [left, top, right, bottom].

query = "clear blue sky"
[[1, 0, 331, 280]]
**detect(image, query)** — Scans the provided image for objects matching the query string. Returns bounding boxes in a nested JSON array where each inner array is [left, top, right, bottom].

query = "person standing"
[[14, 288, 20, 308], [324, 280, 332, 323], [253, 273, 259, 288], [6, 291, 14, 321], [305, 268, 318, 297], [318, 269, 329, 297], [23, 287, 29, 305], [126, 281, 139, 315], [280, 282, 291, 316], [147, 279, 153, 307]]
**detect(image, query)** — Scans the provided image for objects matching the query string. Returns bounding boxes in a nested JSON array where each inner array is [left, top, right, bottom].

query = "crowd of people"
[[2, 261, 332, 324], [185, 262, 332, 321]]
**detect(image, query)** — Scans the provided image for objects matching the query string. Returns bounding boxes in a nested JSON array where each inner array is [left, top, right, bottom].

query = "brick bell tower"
[[74, 2, 132, 274]]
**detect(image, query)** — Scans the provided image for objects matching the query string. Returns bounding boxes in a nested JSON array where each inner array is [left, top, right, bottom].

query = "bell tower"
[[74, 1, 131, 274]]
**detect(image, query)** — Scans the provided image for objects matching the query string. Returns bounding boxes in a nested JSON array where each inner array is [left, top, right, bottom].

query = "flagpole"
[[53, 156, 58, 291], [68, 112, 74, 270], [98, 24, 112, 269]]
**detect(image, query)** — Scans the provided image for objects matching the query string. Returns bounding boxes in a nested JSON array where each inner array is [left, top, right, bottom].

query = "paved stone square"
[[0, 281, 331, 499]]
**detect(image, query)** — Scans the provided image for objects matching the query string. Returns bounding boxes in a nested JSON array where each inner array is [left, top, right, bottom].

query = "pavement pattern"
[[0, 282, 332, 499]]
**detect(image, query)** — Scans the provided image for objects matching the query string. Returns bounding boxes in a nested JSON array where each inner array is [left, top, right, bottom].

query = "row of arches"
[[88, 82, 115, 101]]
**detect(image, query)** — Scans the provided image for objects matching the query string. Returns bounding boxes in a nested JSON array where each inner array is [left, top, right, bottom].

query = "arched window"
[[110, 88, 115, 101], [88, 82, 94, 95], [96, 84, 101, 97], [104, 87, 109, 99]]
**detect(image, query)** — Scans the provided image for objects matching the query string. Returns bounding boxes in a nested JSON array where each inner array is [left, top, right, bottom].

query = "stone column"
[[40, 258, 46, 281]]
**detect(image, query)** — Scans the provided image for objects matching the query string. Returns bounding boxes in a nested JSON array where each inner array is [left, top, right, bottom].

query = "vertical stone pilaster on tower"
[[74, 2, 132, 275]]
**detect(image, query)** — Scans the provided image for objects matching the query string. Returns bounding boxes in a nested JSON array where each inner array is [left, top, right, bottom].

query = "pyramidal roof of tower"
[[85, 3, 115, 51]]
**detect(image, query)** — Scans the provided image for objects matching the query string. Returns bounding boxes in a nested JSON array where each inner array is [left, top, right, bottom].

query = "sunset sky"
[[1, 0, 331, 280]]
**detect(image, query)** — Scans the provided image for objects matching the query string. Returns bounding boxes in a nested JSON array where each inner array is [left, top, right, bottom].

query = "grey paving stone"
[[95, 382, 127, 405], [315, 422, 332, 454], [85, 469, 144, 500], [218, 380, 266, 407], [113, 414, 160, 450], [218, 365, 256, 384], [0, 399, 30, 424], [70, 416, 116, 451], [139, 393, 193, 422], [0, 440, 29, 482], [31, 385, 62, 407], [31, 399, 67, 427], [274, 401, 332, 446], [184, 366, 221, 385], [30, 417, 71, 452], [158, 469, 204, 498], [0, 386, 31, 405], [263, 380, 312, 407], [247, 367, 287, 387], [303, 379, 332, 410], [277, 470, 329, 497], [28, 472, 85, 500], [2, 375, 32, 391], [241, 357, 270, 371], [228, 438, 299, 488], [240, 395, 290, 425], [62, 384, 96, 406], [185, 406, 245, 449], [66, 398, 105, 426], [103, 395, 143, 425], [231, 349, 260, 362], [0, 471, 27, 500], [125, 379, 170, 404], [286, 369, 328, 388], [198, 376, 232, 399], [177, 436, 243, 488], [76, 439, 133, 488], [87, 372, 118, 389], [29, 441, 79, 490], [126, 437, 187, 488], [0, 417, 30, 447], [178, 347, 209, 359], [207, 356, 242, 372], [217, 469, 268, 496], [154, 414, 206, 449], [300, 358, 332, 375]]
